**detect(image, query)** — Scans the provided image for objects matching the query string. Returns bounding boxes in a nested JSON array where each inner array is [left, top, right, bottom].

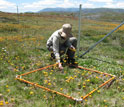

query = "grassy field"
[[0, 12, 124, 107]]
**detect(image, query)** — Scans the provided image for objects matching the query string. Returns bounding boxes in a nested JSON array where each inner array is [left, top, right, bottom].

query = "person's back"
[[47, 29, 68, 47], [47, 29, 60, 46]]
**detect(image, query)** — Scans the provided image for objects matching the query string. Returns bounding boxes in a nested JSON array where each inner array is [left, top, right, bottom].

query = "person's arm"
[[53, 36, 60, 63], [65, 39, 76, 52], [52, 36, 63, 69], [65, 39, 71, 48]]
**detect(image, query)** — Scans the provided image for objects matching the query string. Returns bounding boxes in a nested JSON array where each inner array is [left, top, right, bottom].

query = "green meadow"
[[0, 12, 124, 107]]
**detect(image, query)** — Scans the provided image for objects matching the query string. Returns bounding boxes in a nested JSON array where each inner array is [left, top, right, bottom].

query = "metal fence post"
[[77, 4, 82, 57], [17, 5, 19, 24]]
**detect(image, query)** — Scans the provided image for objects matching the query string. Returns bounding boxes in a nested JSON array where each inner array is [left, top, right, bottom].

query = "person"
[[46, 24, 77, 70]]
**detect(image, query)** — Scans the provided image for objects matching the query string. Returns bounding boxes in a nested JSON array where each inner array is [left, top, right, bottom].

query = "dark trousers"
[[47, 37, 77, 59]]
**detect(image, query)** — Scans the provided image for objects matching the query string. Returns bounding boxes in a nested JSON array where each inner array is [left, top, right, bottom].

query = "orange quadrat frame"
[[16, 63, 116, 102]]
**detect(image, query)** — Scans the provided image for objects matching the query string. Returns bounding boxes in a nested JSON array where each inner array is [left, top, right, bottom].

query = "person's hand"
[[58, 63, 63, 70], [69, 46, 76, 52]]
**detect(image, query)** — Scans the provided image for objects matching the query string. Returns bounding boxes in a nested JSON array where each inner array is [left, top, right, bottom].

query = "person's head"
[[59, 23, 72, 40], [62, 24, 72, 34]]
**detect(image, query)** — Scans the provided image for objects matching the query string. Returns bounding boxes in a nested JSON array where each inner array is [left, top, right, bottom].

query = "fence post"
[[17, 5, 19, 24], [77, 4, 82, 57]]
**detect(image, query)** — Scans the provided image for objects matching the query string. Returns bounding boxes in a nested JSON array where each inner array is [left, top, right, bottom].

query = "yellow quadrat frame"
[[16, 63, 116, 102]]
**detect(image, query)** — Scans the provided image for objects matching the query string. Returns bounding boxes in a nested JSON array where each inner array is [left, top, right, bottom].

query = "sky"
[[0, 0, 124, 13]]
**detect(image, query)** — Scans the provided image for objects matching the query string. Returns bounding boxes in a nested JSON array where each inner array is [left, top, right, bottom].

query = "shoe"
[[60, 58, 64, 65], [51, 53, 55, 59], [68, 58, 78, 67]]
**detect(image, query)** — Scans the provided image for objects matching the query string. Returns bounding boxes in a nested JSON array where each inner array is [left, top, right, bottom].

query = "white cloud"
[[103, 2, 115, 8], [64, 0, 69, 2], [22, 0, 60, 10], [58, 0, 77, 8], [57, 1, 95, 9], [0, 0, 16, 9], [103, 2, 124, 8], [88, 0, 113, 3], [82, 3, 95, 8], [116, 2, 124, 8]]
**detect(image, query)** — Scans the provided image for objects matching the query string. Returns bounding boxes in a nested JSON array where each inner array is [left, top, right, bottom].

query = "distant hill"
[[25, 11, 34, 13], [38, 8, 124, 13], [38, 8, 79, 12]]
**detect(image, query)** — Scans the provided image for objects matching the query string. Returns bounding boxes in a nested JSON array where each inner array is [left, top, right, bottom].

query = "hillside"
[[0, 12, 124, 106], [38, 8, 79, 12], [38, 7, 124, 13], [37, 8, 124, 22]]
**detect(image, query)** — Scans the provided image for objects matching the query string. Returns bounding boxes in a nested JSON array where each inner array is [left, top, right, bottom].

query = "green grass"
[[0, 12, 124, 107]]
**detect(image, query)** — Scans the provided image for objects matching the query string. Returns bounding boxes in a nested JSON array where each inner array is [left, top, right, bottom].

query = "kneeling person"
[[46, 24, 77, 69]]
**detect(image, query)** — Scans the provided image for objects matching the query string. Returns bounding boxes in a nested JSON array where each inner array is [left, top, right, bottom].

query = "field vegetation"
[[0, 12, 124, 107]]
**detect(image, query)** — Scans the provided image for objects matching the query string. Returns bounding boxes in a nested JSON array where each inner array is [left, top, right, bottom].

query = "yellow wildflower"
[[65, 77, 68, 79], [30, 91, 34, 95], [60, 88, 63, 91], [89, 95, 92, 98], [5, 101, 9, 104], [7, 89, 10, 92], [122, 97, 124, 100], [6, 85, 8, 88], [104, 100, 107, 102], [97, 90, 100, 93], [48, 83, 51, 86], [0, 102, 3, 106], [86, 79, 90, 82], [96, 76, 99, 79]]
